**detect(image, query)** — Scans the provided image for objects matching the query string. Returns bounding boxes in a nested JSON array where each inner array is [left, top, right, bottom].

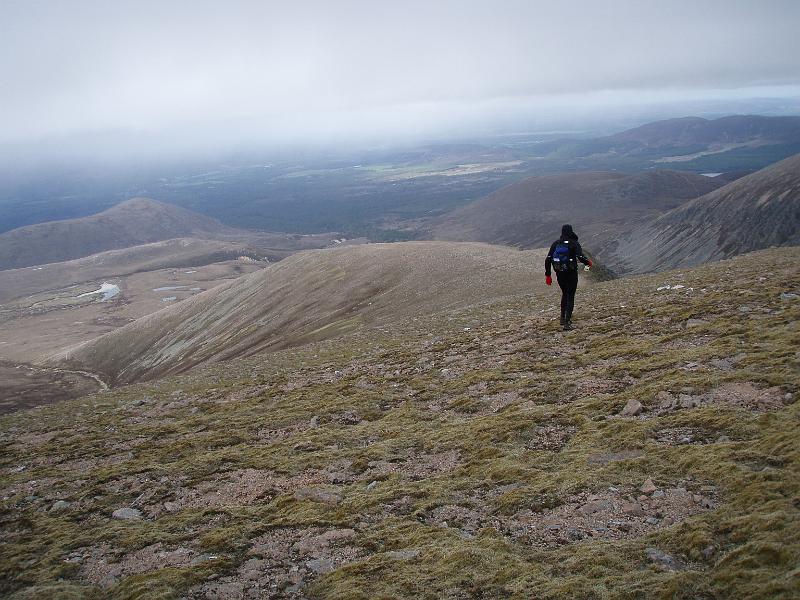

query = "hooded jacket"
[[544, 224, 590, 276]]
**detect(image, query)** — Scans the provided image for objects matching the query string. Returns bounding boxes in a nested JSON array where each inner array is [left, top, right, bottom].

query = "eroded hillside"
[[53, 242, 553, 385], [1, 247, 798, 599]]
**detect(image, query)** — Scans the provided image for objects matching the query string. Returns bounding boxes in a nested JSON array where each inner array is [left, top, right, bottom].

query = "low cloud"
[[1, 0, 799, 155]]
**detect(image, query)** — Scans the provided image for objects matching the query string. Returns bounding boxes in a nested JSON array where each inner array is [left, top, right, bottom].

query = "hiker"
[[545, 224, 592, 331]]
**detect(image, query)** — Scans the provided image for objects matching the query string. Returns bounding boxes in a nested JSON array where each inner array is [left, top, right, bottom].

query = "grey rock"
[[622, 502, 645, 517], [163, 501, 180, 512], [111, 507, 142, 520], [366, 481, 378, 491], [652, 490, 665, 498], [640, 478, 657, 494], [646, 517, 660, 525], [567, 528, 586, 541], [686, 318, 708, 328], [620, 399, 643, 416], [387, 549, 420, 560], [780, 292, 798, 301], [645, 547, 684, 571], [294, 487, 342, 505], [702, 545, 716, 560], [309, 415, 320, 428], [306, 558, 336, 574], [50, 500, 70, 512], [190, 554, 220, 566]]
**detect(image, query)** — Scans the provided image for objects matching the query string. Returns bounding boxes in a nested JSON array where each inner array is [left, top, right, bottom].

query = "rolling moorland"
[[0, 247, 798, 598]]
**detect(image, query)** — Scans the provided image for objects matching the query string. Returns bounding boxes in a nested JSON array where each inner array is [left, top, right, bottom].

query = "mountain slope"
[[0, 237, 254, 304], [53, 242, 559, 384], [0, 198, 235, 270], [614, 153, 800, 273], [2, 247, 798, 598], [432, 169, 724, 249]]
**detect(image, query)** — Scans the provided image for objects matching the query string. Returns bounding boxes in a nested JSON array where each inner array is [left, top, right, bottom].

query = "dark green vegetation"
[[3, 115, 799, 239], [1, 247, 798, 598]]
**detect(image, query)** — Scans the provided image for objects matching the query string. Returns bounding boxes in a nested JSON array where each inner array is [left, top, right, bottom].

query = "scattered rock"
[[645, 547, 684, 571], [163, 501, 180, 512], [640, 479, 657, 494], [780, 292, 798, 301], [309, 415, 320, 428], [620, 399, 643, 416], [366, 481, 378, 491], [702, 545, 716, 560], [111, 507, 142, 520]]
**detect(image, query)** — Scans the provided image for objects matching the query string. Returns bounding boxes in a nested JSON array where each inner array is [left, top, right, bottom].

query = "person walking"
[[545, 224, 592, 330]]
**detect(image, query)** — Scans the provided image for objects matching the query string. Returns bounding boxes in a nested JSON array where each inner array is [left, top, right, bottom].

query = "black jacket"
[[544, 225, 590, 276]]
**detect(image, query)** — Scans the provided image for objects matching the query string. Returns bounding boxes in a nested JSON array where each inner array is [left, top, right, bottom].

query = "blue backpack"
[[551, 241, 574, 272]]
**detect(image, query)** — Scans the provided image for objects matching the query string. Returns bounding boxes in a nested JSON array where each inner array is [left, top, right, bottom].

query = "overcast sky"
[[2, 0, 799, 157]]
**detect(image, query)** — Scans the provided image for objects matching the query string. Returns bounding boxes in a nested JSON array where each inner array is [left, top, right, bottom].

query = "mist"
[[2, 0, 799, 163]]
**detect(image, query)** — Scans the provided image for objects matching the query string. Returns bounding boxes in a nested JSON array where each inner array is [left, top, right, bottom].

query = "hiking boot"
[[563, 321, 573, 331]]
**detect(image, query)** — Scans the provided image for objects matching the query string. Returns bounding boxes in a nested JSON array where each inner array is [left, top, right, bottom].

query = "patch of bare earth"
[[360, 449, 461, 482], [76, 542, 200, 588], [656, 382, 788, 414], [167, 469, 328, 511], [187, 527, 364, 599], [422, 482, 718, 548]]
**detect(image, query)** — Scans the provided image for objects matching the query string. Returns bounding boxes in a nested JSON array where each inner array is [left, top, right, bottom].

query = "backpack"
[[551, 241, 574, 272]]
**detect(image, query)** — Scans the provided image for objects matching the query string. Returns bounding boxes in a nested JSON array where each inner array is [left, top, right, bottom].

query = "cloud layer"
[[2, 0, 799, 150]]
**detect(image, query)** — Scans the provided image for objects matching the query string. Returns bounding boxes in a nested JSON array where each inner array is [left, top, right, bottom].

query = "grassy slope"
[[1, 248, 798, 599]]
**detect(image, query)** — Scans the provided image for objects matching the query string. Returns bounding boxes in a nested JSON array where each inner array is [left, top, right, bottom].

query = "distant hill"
[[52, 242, 559, 384], [0, 198, 234, 270], [536, 115, 800, 163], [609, 115, 800, 148], [612, 153, 800, 273], [432, 169, 724, 249]]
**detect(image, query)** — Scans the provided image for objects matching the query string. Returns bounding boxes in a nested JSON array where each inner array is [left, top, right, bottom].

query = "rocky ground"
[[1, 247, 799, 599]]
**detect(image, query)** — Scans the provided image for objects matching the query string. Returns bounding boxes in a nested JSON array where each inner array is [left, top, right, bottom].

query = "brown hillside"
[[52, 242, 563, 385], [613, 153, 800, 273]]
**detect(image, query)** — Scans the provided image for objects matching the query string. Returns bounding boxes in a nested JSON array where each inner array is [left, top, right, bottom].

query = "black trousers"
[[556, 270, 578, 322]]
